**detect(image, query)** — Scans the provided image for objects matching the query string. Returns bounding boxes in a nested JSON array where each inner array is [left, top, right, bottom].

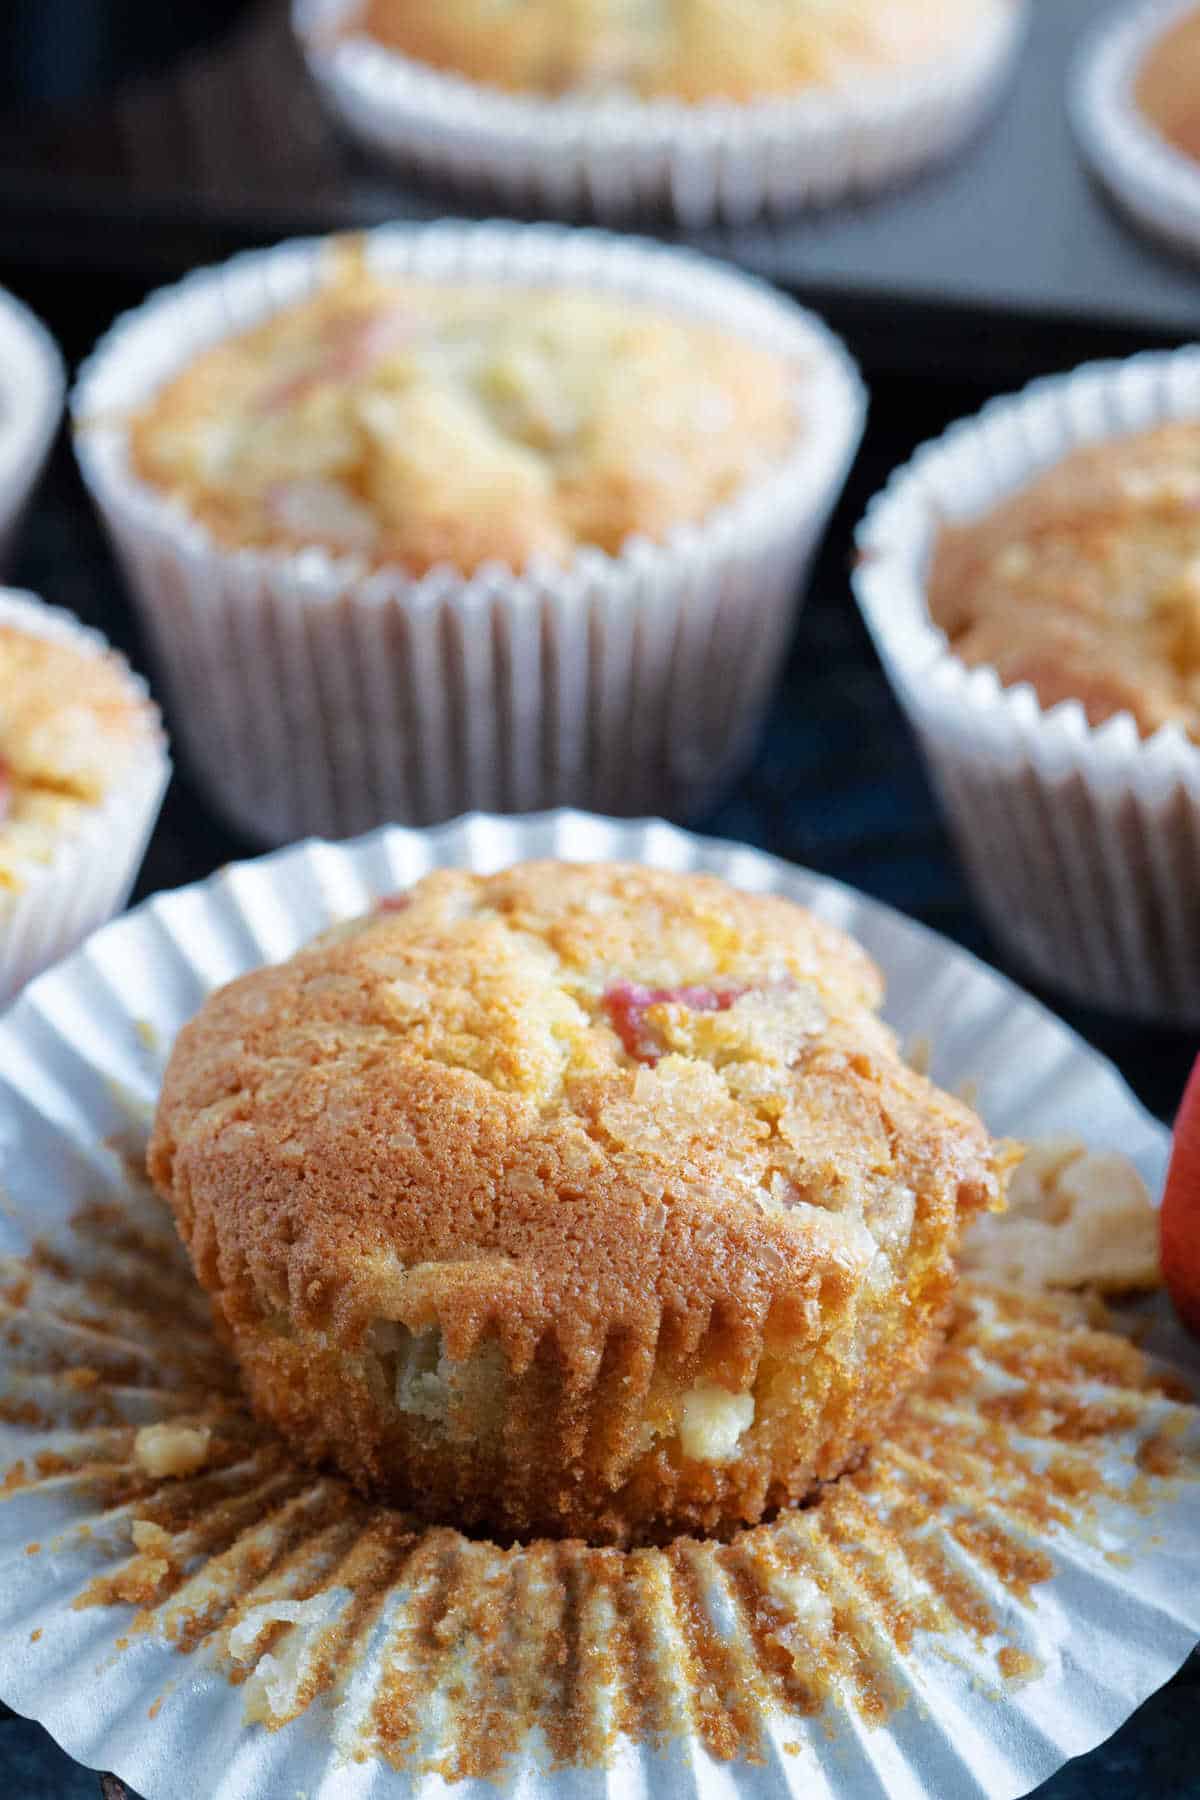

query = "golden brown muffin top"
[[149, 862, 1004, 1390], [355, 0, 1002, 104], [127, 249, 799, 578], [1136, 5, 1200, 163], [928, 420, 1200, 741], [0, 619, 158, 892]]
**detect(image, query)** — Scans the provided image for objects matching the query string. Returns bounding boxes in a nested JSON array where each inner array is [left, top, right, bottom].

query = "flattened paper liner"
[[73, 225, 864, 843], [294, 0, 1029, 227], [0, 287, 63, 569], [1072, 0, 1200, 263], [0, 588, 170, 1006], [853, 347, 1200, 1026], [0, 811, 1196, 1800]]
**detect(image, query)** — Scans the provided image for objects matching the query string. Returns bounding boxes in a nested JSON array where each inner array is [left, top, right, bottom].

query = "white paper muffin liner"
[[72, 223, 865, 846], [1071, 0, 1200, 263], [0, 812, 1196, 1800], [0, 288, 64, 569], [0, 587, 169, 1006], [853, 347, 1200, 1026], [294, 0, 1029, 227]]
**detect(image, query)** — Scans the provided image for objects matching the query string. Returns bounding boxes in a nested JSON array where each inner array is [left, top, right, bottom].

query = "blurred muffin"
[[0, 589, 168, 1001], [149, 860, 1007, 1544], [128, 247, 798, 577], [356, 0, 1000, 103], [928, 421, 1200, 742], [1135, 5, 1200, 163], [74, 224, 863, 842], [854, 348, 1200, 1024], [0, 286, 63, 570], [1072, 0, 1200, 263]]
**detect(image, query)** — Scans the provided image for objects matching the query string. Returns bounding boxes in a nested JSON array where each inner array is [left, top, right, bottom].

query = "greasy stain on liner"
[[0, 1184, 1196, 1785]]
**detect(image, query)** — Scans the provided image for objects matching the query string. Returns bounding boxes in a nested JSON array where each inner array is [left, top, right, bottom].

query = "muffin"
[[355, 0, 1001, 103], [296, 0, 1026, 225], [1073, 0, 1200, 263], [148, 860, 1007, 1544], [127, 246, 799, 577], [927, 421, 1200, 743], [0, 588, 168, 1002], [0, 286, 64, 569], [854, 348, 1200, 1024], [74, 223, 864, 842], [1136, 4, 1200, 162]]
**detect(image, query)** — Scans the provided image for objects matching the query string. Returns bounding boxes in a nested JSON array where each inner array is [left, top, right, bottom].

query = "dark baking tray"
[[2, 0, 1199, 381]]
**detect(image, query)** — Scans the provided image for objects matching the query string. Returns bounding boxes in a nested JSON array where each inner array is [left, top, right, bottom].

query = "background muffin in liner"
[[294, 0, 1030, 227], [0, 812, 1195, 1800], [0, 286, 64, 569], [1072, 0, 1200, 263], [72, 223, 866, 846], [853, 346, 1200, 1027], [0, 586, 169, 1005]]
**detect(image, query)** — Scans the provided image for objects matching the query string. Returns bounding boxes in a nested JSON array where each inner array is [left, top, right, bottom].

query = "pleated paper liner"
[[0, 287, 63, 569], [1071, 0, 1200, 264], [73, 226, 864, 843], [853, 347, 1200, 1026], [0, 813, 1196, 1800], [294, 0, 1030, 227]]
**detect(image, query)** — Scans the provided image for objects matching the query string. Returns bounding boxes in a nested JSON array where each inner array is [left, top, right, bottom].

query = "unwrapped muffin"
[[149, 860, 1008, 1544]]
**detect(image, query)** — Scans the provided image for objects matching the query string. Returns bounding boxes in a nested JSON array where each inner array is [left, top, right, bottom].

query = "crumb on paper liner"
[[0, 1157, 1196, 1790]]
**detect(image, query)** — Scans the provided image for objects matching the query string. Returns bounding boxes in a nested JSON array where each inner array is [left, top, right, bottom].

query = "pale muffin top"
[[928, 420, 1200, 741], [127, 250, 800, 578], [1136, 5, 1200, 163], [355, 0, 1004, 104], [0, 619, 160, 893]]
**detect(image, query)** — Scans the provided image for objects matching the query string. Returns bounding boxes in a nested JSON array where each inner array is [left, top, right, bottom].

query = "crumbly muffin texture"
[[0, 622, 157, 894], [127, 250, 799, 578], [1136, 6, 1200, 163], [355, 0, 1002, 103], [149, 861, 1007, 1544], [928, 421, 1200, 742], [961, 1137, 1159, 1296]]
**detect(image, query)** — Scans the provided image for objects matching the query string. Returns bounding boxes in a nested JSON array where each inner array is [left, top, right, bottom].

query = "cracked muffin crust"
[[0, 619, 160, 896], [354, 0, 1005, 104], [127, 248, 799, 578], [928, 421, 1200, 742], [149, 861, 1008, 1543]]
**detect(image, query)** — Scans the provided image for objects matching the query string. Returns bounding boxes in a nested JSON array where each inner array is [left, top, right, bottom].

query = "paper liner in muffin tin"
[[72, 223, 865, 845], [0, 587, 170, 1006], [294, 0, 1029, 227], [0, 287, 64, 569], [1071, 0, 1200, 263], [853, 348, 1200, 1026], [0, 810, 1196, 1800]]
